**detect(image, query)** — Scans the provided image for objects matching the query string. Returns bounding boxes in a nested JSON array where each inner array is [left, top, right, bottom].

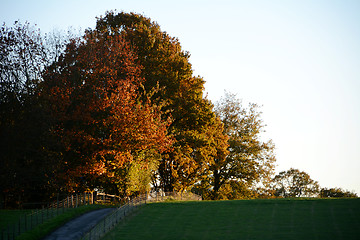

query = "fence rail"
[[95, 193, 121, 205], [81, 191, 202, 240], [147, 191, 202, 202]]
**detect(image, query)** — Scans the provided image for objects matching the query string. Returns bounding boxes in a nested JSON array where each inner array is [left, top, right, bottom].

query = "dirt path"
[[43, 208, 114, 240]]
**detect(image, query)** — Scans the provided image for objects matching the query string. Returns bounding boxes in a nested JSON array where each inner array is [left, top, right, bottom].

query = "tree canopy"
[[2, 12, 356, 208], [320, 187, 357, 198], [40, 31, 172, 194], [200, 92, 276, 199], [92, 11, 229, 192], [271, 168, 320, 198]]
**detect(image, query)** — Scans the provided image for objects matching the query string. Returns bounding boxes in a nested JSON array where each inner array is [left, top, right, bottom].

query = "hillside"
[[103, 198, 360, 240]]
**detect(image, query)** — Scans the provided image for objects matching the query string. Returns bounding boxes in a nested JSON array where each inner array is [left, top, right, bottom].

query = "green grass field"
[[103, 198, 360, 240]]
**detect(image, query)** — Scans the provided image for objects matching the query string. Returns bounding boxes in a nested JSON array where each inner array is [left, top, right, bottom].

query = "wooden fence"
[[0, 192, 110, 240], [1, 191, 201, 240], [95, 193, 121, 205], [147, 191, 202, 202]]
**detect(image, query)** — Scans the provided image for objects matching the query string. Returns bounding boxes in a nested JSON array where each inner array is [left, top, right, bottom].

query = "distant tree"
[[272, 168, 320, 198], [92, 11, 229, 192], [0, 22, 46, 98], [320, 188, 358, 198], [200, 92, 276, 200]]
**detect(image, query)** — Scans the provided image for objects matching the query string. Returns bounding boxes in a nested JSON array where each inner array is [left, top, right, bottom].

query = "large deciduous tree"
[[271, 168, 320, 198], [41, 32, 172, 196], [92, 11, 229, 192], [206, 92, 276, 200]]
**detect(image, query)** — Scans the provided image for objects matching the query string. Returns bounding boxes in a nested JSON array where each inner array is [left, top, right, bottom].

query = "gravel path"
[[43, 208, 114, 240]]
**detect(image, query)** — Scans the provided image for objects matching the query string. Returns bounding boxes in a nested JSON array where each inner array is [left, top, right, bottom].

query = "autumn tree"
[[320, 187, 357, 198], [202, 92, 276, 200], [92, 11, 229, 192], [41, 31, 172, 196], [271, 168, 320, 198]]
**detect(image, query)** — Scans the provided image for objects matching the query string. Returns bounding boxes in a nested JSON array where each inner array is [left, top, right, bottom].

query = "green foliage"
[[125, 150, 161, 196]]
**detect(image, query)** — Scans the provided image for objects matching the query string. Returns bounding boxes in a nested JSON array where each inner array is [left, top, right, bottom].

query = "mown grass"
[[103, 198, 360, 240], [1, 204, 109, 240]]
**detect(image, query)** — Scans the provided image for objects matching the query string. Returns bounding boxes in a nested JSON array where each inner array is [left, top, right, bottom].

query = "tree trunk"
[[212, 170, 221, 199]]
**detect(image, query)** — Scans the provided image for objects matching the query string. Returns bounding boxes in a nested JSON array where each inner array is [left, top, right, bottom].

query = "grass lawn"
[[0, 209, 31, 230], [1, 205, 109, 240], [103, 198, 360, 240]]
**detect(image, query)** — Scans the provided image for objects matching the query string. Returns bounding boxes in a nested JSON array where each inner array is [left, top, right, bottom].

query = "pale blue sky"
[[2, 0, 360, 194]]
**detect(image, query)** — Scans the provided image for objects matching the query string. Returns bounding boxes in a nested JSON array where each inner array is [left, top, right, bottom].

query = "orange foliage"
[[41, 33, 172, 191]]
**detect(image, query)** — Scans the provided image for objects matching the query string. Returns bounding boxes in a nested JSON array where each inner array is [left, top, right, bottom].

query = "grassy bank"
[[103, 198, 360, 240], [0, 210, 31, 230], [1, 205, 109, 240]]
